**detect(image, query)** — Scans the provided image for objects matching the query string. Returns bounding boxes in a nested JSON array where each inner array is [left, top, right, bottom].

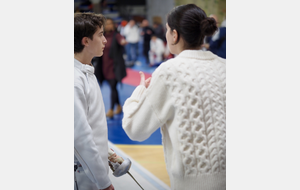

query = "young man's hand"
[[101, 184, 114, 190], [139, 71, 151, 88]]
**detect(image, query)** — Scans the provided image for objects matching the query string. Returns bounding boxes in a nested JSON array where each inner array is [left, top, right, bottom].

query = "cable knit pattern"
[[159, 54, 226, 176], [122, 50, 226, 190]]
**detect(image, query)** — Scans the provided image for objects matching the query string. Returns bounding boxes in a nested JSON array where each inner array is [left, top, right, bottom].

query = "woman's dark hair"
[[167, 4, 218, 49], [74, 13, 106, 53]]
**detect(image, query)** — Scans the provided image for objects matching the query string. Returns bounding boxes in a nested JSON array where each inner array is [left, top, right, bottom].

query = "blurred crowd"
[[109, 14, 226, 68], [118, 18, 171, 67]]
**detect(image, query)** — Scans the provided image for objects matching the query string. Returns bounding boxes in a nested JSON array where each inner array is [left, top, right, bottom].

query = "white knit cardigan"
[[122, 50, 226, 190]]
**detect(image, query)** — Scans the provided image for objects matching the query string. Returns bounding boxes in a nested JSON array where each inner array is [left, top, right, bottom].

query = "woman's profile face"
[[166, 23, 175, 54]]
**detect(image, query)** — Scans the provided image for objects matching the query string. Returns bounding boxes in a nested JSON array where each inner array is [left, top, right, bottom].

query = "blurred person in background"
[[141, 19, 154, 64], [117, 20, 127, 37], [92, 18, 127, 118], [152, 21, 166, 42], [149, 34, 165, 66], [122, 4, 226, 190], [74, 12, 115, 190], [123, 19, 140, 66], [209, 18, 226, 59]]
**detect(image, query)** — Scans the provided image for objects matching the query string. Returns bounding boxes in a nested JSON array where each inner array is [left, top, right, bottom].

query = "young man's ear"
[[81, 37, 89, 47]]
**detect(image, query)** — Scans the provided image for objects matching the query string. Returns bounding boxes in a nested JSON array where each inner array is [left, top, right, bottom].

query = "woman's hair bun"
[[201, 17, 218, 36]]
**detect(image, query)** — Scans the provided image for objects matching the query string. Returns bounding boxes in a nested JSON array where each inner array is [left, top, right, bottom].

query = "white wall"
[[146, 0, 174, 27]]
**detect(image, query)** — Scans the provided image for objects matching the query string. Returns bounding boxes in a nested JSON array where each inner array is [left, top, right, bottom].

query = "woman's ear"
[[171, 29, 178, 45], [173, 29, 177, 41]]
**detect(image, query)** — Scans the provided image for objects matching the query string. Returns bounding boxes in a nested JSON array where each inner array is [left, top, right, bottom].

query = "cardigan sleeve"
[[122, 63, 174, 141], [74, 84, 111, 189]]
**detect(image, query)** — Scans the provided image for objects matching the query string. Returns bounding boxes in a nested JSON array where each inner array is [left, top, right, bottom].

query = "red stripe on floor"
[[122, 68, 152, 86]]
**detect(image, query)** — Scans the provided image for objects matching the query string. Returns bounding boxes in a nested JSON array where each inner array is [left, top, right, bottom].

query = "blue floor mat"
[[131, 55, 159, 74], [100, 79, 162, 145]]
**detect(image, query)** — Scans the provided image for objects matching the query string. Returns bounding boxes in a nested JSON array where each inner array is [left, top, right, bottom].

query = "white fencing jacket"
[[74, 58, 111, 189]]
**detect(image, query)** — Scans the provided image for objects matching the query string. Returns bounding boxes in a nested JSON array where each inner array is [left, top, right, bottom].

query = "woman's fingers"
[[145, 77, 151, 88], [139, 71, 145, 86], [139, 71, 152, 88]]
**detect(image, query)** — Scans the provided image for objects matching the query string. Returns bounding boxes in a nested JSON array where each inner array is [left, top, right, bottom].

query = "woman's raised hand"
[[139, 71, 151, 88]]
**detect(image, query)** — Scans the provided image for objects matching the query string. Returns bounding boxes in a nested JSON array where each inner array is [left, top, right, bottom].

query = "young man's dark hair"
[[74, 13, 106, 53]]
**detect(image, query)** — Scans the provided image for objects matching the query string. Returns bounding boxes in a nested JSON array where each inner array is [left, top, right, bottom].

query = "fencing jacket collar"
[[74, 58, 95, 75]]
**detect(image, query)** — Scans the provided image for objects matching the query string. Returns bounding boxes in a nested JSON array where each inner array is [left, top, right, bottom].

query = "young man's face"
[[87, 25, 107, 57]]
